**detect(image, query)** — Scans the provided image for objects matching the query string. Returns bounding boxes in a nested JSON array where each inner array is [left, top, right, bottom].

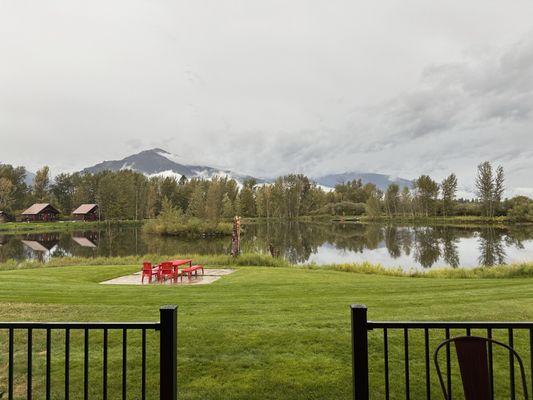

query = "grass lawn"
[[0, 265, 532, 399]]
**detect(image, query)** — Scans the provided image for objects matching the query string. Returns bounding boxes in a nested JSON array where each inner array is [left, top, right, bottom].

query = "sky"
[[0, 0, 532, 196]]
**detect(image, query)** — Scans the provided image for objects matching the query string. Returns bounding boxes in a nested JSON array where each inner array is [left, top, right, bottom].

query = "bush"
[[142, 198, 233, 237]]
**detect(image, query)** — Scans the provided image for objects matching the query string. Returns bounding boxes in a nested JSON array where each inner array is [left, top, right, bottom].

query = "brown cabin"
[[0, 211, 13, 223], [72, 204, 99, 221], [21, 203, 60, 222]]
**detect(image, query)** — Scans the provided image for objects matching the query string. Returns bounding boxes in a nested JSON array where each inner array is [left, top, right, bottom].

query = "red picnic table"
[[170, 259, 204, 281]]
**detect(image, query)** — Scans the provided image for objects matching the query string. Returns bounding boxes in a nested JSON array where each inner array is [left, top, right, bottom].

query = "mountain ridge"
[[80, 148, 413, 190]]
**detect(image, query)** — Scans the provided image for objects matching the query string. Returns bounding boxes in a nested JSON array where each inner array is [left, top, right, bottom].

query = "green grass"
[[0, 220, 141, 234], [0, 265, 532, 399]]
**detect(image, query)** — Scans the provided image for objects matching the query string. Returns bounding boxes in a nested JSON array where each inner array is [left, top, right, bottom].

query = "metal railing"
[[0, 305, 177, 400], [351, 304, 533, 400]]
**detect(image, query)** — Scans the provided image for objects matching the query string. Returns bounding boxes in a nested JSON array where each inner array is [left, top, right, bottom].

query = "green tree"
[[187, 185, 206, 218], [221, 193, 234, 218], [400, 186, 412, 217], [365, 193, 382, 218], [33, 166, 51, 202], [0, 177, 14, 210], [441, 173, 458, 217], [50, 173, 75, 213], [205, 180, 223, 221], [238, 179, 256, 217], [413, 175, 439, 216], [493, 166, 505, 216], [384, 184, 400, 217], [475, 161, 494, 217]]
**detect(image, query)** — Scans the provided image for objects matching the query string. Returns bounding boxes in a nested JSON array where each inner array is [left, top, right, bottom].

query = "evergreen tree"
[[187, 185, 206, 218], [205, 180, 222, 221], [221, 193, 234, 218]]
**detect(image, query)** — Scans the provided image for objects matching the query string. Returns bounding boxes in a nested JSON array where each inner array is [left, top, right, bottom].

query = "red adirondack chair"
[[141, 262, 159, 283], [158, 262, 176, 282]]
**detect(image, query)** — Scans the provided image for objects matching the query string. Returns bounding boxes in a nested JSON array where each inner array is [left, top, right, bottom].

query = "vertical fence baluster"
[[350, 305, 369, 400], [103, 329, 108, 400], [404, 328, 410, 400], [65, 328, 70, 400], [142, 329, 147, 400], [27, 328, 32, 400], [445, 328, 451, 400], [46, 328, 51, 400], [509, 329, 515, 400], [424, 328, 431, 400], [466, 327, 471, 336], [488, 328, 494, 400], [529, 328, 533, 398], [84, 328, 89, 400], [122, 329, 127, 400], [8, 328, 14, 400], [383, 328, 389, 400]]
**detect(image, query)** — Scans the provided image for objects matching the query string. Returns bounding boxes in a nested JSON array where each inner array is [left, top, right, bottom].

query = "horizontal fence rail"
[[0, 305, 177, 400], [351, 304, 533, 400]]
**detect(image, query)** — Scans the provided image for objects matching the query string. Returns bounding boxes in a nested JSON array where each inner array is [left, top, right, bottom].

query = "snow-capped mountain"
[[313, 172, 413, 191], [81, 148, 259, 184], [81, 148, 415, 190]]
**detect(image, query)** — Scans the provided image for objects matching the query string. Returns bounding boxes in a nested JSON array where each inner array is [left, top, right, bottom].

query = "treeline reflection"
[[0, 222, 531, 268]]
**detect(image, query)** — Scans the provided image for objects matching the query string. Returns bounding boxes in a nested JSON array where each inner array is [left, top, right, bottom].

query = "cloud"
[[0, 1, 532, 197]]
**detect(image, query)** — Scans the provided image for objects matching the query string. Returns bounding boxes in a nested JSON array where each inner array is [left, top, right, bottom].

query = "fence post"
[[160, 305, 178, 400], [351, 304, 369, 400]]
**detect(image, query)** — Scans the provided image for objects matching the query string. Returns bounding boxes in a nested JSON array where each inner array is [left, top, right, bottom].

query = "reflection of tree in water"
[[384, 226, 401, 258], [440, 227, 460, 268], [412, 227, 441, 268], [3, 222, 532, 267], [478, 227, 507, 266]]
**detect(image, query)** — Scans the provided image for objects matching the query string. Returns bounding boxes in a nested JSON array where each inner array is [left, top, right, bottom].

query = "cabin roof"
[[72, 204, 98, 215], [22, 203, 59, 215], [21, 240, 50, 252], [72, 237, 97, 248]]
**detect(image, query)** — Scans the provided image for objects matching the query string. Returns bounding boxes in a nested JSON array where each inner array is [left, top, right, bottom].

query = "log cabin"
[[21, 203, 60, 222]]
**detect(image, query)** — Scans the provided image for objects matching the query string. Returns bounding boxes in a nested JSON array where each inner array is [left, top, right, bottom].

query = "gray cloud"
[[0, 0, 532, 195]]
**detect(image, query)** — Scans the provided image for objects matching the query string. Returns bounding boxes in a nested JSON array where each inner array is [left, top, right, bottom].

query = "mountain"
[[82, 148, 259, 184], [313, 172, 413, 191]]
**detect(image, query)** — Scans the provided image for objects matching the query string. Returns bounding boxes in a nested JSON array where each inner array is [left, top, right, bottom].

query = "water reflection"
[[0, 222, 532, 269]]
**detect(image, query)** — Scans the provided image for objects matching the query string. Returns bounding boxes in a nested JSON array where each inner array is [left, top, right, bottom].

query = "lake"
[[1, 222, 532, 269]]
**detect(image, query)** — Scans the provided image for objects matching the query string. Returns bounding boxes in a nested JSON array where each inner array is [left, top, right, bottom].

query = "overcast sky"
[[0, 0, 532, 195]]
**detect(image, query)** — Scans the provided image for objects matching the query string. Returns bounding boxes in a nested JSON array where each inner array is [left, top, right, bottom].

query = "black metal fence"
[[351, 304, 533, 400], [0, 305, 177, 400]]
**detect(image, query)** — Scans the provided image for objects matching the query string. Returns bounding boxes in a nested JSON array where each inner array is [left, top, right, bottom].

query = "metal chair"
[[434, 336, 529, 400]]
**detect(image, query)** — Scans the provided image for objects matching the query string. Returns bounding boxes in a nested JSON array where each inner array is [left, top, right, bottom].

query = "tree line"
[[0, 161, 531, 221]]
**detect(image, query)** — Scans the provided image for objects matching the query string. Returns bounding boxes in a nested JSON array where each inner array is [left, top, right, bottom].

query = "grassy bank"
[[337, 215, 533, 227], [1, 252, 532, 279], [0, 220, 142, 234], [0, 265, 531, 399]]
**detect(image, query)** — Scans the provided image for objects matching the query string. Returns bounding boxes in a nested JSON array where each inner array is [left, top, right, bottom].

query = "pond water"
[[1, 222, 532, 269]]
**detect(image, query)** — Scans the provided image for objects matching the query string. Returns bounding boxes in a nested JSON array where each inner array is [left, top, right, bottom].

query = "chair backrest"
[[142, 262, 152, 272], [160, 262, 173, 273], [434, 336, 529, 400]]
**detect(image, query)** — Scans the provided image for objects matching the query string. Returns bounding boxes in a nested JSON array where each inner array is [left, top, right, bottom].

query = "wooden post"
[[231, 216, 241, 257]]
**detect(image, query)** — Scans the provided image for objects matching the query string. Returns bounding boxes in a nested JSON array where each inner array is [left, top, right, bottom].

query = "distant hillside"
[[314, 172, 413, 191]]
